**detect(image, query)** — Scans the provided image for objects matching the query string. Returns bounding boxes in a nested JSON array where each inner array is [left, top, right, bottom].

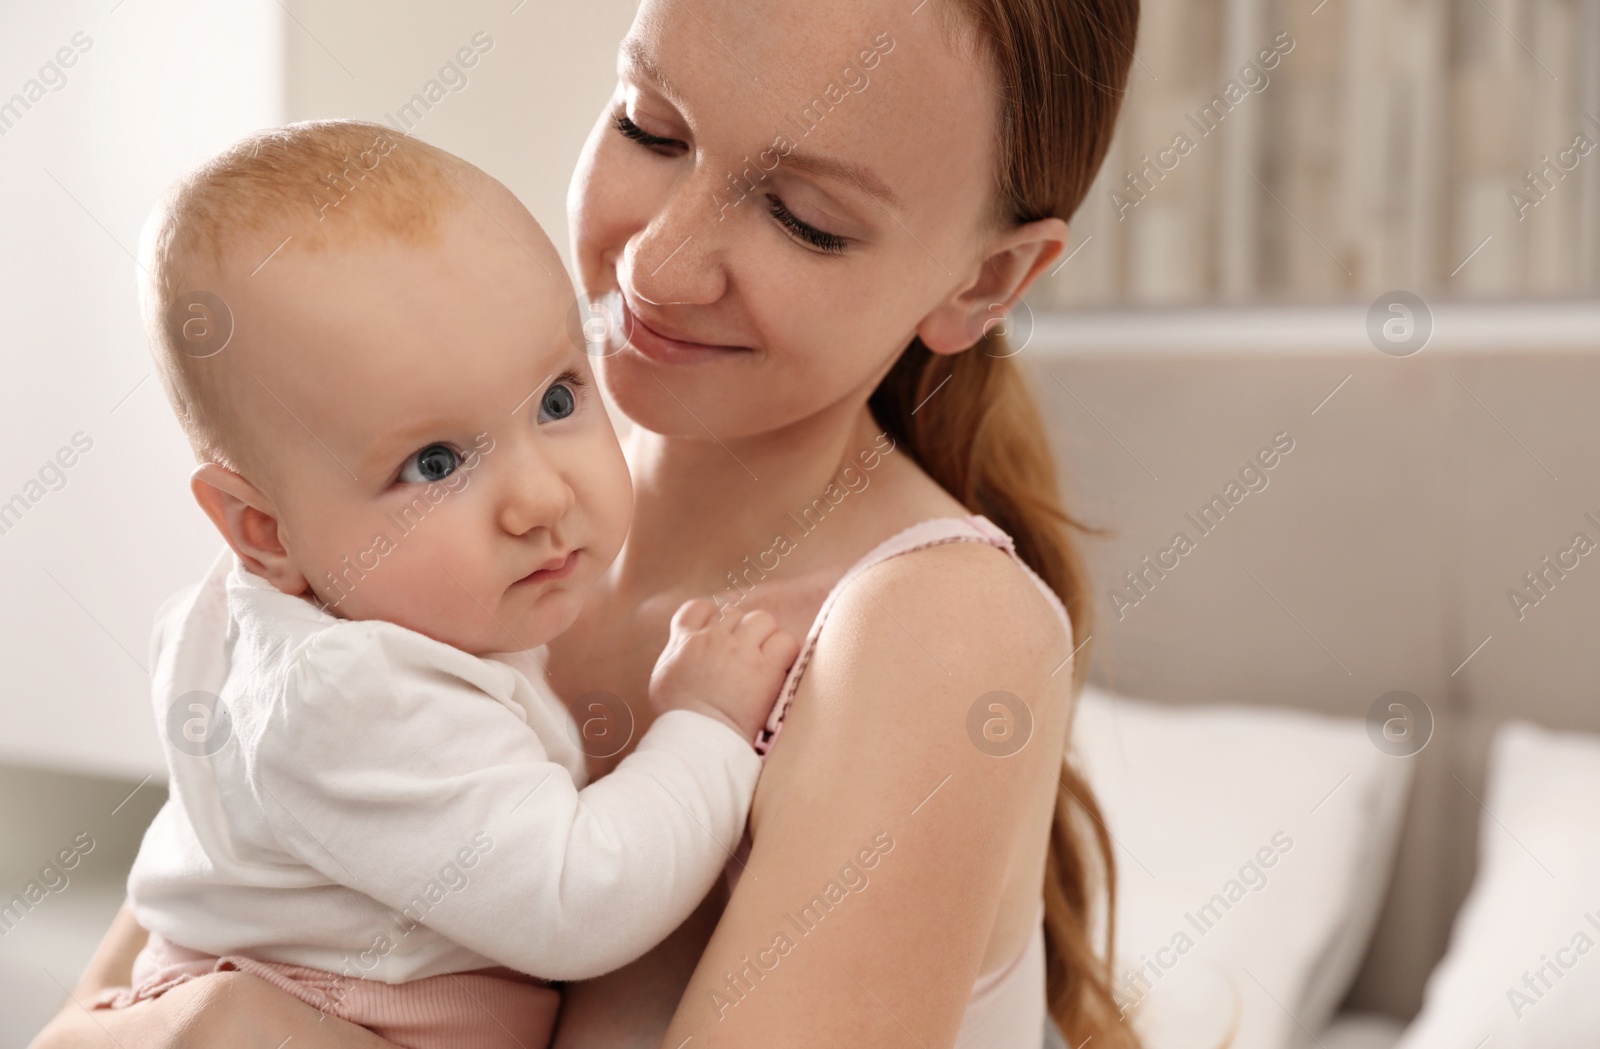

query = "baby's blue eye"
[[538, 382, 577, 423], [399, 443, 461, 484]]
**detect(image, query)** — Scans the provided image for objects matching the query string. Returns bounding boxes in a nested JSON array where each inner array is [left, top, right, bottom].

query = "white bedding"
[[1067, 688, 1414, 1049]]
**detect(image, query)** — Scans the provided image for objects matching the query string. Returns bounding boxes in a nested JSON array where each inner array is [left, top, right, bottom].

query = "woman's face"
[[568, 0, 1001, 439]]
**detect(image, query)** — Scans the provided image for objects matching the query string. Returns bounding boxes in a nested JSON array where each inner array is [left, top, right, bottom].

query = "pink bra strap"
[[753, 514, 1069, 758]]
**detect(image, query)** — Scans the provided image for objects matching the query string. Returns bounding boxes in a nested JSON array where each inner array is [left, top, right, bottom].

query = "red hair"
[[868, 1, 1141, 1044]]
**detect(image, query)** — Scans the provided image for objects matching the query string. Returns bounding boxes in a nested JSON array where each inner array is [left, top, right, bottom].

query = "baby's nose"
[[497, 445, 577, 536]]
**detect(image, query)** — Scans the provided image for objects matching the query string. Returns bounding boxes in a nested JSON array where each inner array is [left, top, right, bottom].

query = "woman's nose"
[[621, 172, 728, 307], [496, 441, 576, 538]]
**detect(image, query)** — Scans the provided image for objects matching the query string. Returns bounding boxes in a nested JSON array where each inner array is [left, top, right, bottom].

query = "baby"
[[101, 120, 798, 1048]]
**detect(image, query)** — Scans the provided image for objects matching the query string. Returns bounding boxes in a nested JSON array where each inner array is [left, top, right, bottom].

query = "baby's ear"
[[190, 463, 309, 596]]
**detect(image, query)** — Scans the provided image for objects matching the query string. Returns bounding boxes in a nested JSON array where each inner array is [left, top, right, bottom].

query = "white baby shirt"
[[126, 550, 761, 983]]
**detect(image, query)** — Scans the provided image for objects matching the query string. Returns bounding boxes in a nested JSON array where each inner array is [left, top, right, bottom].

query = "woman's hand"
[[28, 905, 396, 1049], [31, 969, 392, 1049], [551, 876, 729, 1049]]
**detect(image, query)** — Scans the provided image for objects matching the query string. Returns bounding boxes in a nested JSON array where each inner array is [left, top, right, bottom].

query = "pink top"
[[731, 514, 1067, 1049]]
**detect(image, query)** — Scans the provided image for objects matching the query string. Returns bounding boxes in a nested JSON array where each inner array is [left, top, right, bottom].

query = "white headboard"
[[1028, 302, 1600, 1017]]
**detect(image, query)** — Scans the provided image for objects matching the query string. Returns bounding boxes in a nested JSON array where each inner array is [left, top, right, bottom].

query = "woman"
[[33, 0, 1139, 1045]]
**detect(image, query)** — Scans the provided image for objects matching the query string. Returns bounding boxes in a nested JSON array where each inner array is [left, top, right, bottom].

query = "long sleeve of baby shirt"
[[127, 552, 761, 983]]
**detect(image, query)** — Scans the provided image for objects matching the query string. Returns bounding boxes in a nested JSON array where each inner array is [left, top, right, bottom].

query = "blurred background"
[[1059, 0, 1600, 305], [1, 2, 1596, 1047]]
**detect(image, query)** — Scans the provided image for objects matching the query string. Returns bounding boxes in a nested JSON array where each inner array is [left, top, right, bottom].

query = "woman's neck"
[[611, 399, 890, 595]]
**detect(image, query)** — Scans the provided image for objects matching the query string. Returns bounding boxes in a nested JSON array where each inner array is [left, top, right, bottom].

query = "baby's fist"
[[649, 599, 800, 741]]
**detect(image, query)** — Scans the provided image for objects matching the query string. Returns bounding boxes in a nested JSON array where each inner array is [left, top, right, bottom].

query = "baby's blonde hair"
[[139, 119, 470, 480]]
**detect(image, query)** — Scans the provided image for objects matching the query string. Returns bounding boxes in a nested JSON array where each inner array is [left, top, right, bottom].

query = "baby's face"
[[217, 191, 632, 654]]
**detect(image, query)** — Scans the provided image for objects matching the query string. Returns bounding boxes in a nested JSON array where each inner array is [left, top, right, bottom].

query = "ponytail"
[[874, 0, 1141, 1040], [869, 333, 1137, 1048]]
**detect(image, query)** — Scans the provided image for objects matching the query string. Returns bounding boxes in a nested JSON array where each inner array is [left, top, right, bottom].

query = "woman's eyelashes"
[[613, 109, 852, 255], [613, 112, 684, 155], [765, 194, 850, 254]]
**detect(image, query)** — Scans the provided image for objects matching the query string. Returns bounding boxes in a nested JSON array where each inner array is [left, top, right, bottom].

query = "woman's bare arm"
[[73, 903, 148, 1000], [657, 543, 1074, 1048], [28, 904, 396, 1049]]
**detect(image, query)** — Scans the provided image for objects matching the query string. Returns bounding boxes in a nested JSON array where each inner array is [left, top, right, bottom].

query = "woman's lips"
[[620, 298, 747, 364], [517, 550, 578, 586]]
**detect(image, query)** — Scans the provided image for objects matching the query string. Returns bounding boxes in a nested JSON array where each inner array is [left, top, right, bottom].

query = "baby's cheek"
[[588, 434, 635, 556], [345, 540, 472, 632]]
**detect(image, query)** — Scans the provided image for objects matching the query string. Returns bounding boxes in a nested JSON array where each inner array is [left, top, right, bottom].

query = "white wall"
[[0, 0, 284, 779], [281, 0, 637, 274], [0, 0, 636, 781]]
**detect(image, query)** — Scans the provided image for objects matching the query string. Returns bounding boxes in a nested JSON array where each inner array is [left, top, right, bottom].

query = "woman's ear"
[[916, 216, 1069, 356], [190, 463, 309, 596]]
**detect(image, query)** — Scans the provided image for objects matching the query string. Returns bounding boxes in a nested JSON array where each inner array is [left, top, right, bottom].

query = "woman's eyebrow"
[[620, 39, 687, 109], [621, 40, 902, 214], [781, 150, 904, 213]]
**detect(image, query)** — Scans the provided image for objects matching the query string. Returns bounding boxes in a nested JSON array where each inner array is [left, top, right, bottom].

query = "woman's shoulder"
[[749, 525, 1072, 831], [844, 527, 1070, 657], [790, 506, 1073, 742], [841, 451, 1068, 652]]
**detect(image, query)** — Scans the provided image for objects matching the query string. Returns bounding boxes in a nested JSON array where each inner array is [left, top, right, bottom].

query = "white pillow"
[[1394, 721, 1600, 1049], [1299, 1014, 1407, 1049], [1070, 686, 1413, 1049]]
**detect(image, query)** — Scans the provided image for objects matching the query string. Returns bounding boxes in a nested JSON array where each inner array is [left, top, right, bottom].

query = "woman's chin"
[[594, 352, 759, 439]]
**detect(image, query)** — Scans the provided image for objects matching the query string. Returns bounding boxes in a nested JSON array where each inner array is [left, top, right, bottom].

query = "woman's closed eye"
[[613, 112, 685, 155], [612, 110, 851, 255], [765, 194, 849, 255]]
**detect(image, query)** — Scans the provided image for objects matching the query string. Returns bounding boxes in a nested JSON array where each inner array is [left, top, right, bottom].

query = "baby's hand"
[[648, 599, 800, 742]]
